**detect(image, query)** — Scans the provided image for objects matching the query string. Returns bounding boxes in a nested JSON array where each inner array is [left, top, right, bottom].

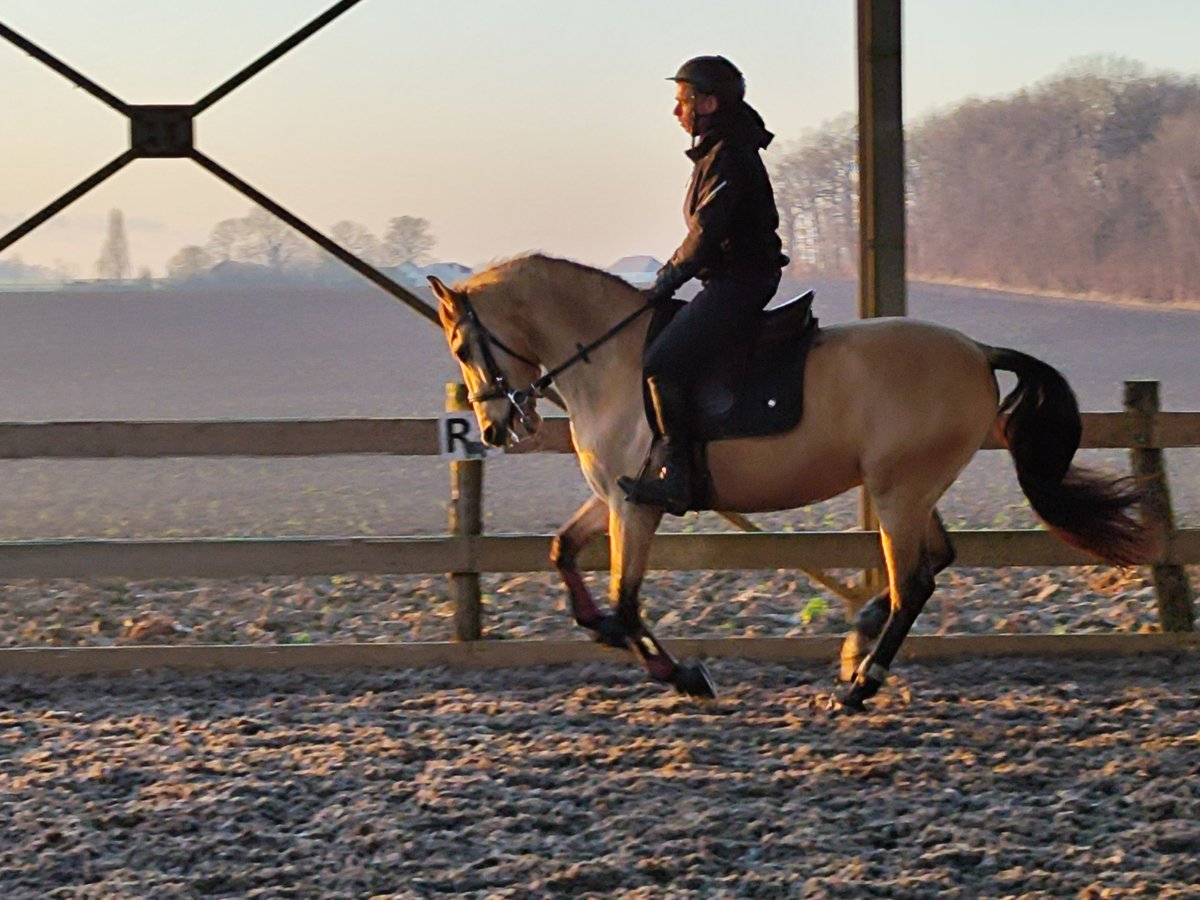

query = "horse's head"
[[429, 274, 544, 449]]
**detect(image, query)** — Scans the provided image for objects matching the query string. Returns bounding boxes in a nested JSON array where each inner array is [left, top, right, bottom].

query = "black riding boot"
[[618, 377, 692, 516]]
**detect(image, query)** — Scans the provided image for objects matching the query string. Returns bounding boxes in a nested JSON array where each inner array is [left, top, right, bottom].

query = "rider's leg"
[[619, 272, 778, 514], [618, 376, 693, 515]]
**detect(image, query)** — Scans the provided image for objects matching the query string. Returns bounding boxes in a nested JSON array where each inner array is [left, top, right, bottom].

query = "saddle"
[[643, 289, 820, 443], [639, 290, 820, 511]]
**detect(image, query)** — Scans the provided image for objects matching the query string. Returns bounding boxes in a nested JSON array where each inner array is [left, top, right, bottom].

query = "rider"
[[618, 55, 788, 515]]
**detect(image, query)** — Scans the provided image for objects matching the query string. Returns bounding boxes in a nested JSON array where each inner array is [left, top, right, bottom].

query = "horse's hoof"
[[674, 662, 717, 699], [589, 614, 629, 650]]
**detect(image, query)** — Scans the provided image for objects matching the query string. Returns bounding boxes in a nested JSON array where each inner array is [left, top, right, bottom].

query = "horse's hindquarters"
[[705, 319, 1000, 514]]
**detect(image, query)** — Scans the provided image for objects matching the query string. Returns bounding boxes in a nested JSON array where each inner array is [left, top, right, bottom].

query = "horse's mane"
[[459, 253, 642, 298]]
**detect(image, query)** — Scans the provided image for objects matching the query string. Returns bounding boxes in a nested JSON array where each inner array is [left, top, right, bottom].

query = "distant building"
[[608, 255, 662, 286], [419, 262, 473, 285], [381, 261, 473, 289]]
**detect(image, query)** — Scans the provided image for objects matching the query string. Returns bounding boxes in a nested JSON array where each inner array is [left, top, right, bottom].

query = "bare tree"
[[771, 116, 858, 276], [206, 217, 247, 263], [330, 220, 383, 265], [167, 245, 214, 280], [241, 207, 309, 270], [769, 58, 1200, 302], [204, 208, 309, 270], [95, 208, 131, 281], [381, 215, 436, 267]]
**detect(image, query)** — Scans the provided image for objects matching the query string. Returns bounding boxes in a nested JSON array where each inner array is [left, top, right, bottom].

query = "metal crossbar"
[[0, 0, 437, 324]]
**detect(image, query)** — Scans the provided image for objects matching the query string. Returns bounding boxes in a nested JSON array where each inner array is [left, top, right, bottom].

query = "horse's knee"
[[550, 535, 573, 570]]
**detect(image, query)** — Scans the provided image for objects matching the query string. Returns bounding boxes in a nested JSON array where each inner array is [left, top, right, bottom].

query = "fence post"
[[1124, 380, 1195, 632], [447, 382, 483, 640]]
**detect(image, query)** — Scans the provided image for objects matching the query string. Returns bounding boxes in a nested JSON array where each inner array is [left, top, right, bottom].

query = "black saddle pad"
[[645, 290, 820, 442]]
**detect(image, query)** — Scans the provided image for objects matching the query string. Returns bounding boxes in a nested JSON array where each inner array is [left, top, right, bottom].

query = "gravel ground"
[[0, 283, 1196, 896], [1, 656, 1197, 897]]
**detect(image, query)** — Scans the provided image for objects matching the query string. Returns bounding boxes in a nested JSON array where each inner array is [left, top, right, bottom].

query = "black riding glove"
[[644, 263, 684, 306]]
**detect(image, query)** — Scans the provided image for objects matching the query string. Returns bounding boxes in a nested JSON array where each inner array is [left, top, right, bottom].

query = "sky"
[[2, 0, 1200, 277]]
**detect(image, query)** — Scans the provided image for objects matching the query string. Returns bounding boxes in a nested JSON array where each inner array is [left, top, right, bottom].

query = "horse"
[[429, 254, 1151, 710]]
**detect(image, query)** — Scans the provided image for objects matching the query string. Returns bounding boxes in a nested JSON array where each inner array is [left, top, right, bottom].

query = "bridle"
[[457, 297, 542, 441], [456, 293, 655, 444]]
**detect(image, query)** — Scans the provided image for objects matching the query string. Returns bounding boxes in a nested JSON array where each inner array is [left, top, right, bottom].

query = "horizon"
[[3, 1, 1200, 277]]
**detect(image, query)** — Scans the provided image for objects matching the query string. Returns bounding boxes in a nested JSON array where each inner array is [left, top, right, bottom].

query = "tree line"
[[773, 58, 1200, 303], [166, 211, 436, 281]]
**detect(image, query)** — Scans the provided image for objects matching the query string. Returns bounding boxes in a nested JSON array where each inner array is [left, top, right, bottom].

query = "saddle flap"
[[689, 290, 819, 442], [641, 288, 820, 444]]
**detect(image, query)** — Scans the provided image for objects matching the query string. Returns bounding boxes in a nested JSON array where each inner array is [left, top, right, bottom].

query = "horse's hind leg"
[[840, 510, 955, 681], [839, 506, 952, 711]]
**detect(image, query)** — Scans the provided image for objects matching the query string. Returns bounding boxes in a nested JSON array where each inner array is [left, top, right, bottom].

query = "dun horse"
[[431, 254, 1150, 710]]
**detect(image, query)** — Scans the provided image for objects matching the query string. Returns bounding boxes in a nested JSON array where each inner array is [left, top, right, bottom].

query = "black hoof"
[[588, 614, 629, 650], [830, 675, 881, 713], [673, 662, 717, 699], [838, 690, 868, 712]]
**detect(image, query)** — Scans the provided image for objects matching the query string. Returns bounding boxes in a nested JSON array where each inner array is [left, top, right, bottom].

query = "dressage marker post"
[[445, 383, 484, 641]]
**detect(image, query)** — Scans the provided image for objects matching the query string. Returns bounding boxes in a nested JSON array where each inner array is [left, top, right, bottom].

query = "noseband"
[[457, 293, 655, 443]]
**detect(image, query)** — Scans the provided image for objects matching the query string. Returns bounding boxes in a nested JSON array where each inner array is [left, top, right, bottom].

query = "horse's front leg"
[[551, 496, 628, 648], [609, 503, 716, 698]]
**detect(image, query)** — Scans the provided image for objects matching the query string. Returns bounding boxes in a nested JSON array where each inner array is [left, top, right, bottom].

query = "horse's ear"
[[427, 275, 463, 316]]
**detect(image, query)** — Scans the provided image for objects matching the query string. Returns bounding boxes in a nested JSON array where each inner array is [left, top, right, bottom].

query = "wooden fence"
[[0, 380, 1195, 674]]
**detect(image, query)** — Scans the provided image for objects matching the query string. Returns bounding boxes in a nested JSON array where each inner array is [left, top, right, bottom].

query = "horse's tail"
[[984, 345, 1154, 565]]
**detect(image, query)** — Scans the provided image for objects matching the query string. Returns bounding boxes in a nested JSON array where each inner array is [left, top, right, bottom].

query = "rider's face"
[[673, 84, 718, 135]]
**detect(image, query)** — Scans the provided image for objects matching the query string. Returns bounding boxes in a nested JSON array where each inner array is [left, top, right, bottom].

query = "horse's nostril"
[[483, 424, 502, 446]]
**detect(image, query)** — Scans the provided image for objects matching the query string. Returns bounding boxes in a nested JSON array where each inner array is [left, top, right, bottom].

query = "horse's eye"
[[452, 341, 470, 363]]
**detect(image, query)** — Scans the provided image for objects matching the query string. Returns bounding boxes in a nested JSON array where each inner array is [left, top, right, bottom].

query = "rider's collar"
[[685, 126, 721, 161]]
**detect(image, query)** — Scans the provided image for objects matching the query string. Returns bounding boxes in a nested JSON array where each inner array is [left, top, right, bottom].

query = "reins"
[[462, 294, 655, 402], [529, 299, 655, 394]]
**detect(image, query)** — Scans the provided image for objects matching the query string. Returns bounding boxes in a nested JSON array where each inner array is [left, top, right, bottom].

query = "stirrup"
[[617, 464, 691, 516]]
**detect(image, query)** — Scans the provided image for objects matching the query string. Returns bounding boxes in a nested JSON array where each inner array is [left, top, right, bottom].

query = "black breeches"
[[643, 271, 780, 390]]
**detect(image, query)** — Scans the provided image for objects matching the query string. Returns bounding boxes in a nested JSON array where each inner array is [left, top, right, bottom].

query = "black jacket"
[[655, 102, 787, 294]]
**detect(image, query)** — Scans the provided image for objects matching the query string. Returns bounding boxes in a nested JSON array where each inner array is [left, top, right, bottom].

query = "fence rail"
[[2, 411, 1199, 459], [2, 633, 1197, 677], [0, 529, 1197, 581]]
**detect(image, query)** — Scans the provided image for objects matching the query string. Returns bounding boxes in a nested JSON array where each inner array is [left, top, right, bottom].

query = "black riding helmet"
[[668, 55, 746, 101]]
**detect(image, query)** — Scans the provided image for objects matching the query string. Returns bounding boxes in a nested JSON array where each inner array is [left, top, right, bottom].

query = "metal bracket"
[[0, 1, 437, 324], [130, 106, 194, 158]]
